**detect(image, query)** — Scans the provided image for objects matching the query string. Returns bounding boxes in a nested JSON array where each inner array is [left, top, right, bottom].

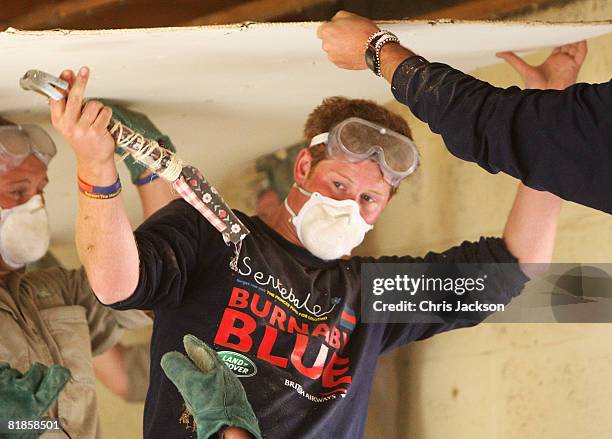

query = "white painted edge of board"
[[3, 18, 612, 37]]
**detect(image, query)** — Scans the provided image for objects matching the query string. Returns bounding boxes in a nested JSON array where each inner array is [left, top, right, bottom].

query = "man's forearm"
[[381, 46, 611, 213], [380, 43, 416, 83], [93, 344, 128, 398], [48, 67, 141, 303], [93, 343, 151, 401], [503, 183, 561, 277], [76, 162, 140, 304], [380, 48, 527, 180]]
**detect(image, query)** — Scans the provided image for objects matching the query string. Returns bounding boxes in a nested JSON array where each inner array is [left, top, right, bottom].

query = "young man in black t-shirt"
[[48, 66, 563, 438]]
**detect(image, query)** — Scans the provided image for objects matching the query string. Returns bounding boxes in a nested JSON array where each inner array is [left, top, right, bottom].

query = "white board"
[[1, 20, 610, 241]]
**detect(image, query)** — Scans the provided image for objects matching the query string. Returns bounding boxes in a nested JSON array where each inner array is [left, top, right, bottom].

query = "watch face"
[[365, 47, 376, 72]]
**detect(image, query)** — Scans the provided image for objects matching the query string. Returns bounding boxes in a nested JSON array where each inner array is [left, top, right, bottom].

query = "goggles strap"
[[309, 132, 329, 147]]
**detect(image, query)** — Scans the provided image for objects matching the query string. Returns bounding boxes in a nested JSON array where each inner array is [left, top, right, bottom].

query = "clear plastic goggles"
[[0, 125, 57, 172], [310, 117, 419, 187]]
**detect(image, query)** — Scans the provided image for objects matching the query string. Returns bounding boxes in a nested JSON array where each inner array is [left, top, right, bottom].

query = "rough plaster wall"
[[360, 1, 612, 438]]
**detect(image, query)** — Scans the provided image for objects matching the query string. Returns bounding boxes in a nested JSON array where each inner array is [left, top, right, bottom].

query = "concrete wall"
[[362, 1, 612, 438]]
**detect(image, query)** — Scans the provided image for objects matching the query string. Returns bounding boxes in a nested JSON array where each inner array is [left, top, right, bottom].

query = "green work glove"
[[161, 335, 262, 439], [0, 362, 71, 439], [97, 99, 177, 184]]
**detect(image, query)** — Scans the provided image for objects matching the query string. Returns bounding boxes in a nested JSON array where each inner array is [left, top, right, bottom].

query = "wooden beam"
[[417, 0, 559, 19], [184, 0, 336, 26], [5, 0, 123, 30]]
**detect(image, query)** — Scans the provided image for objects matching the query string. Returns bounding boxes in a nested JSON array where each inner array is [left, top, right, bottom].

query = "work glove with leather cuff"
[[161, 335, 262, 439]]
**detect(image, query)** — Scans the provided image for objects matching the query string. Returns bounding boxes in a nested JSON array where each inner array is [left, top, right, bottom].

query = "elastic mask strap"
[[284, 183, 314, 219], [284, 198, 296, 218], [294, 183, 313, 198]]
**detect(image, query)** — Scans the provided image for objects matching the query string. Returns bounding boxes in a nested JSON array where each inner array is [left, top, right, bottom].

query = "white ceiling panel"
[[1, 20, 610, 241]]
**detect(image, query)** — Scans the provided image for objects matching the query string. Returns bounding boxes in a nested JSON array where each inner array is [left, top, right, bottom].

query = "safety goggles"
[[0, 124, 57, 171], [309, 117, 418, 187]]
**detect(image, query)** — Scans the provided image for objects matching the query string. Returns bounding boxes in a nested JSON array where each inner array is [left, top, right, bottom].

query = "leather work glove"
[[97, 99, 177, 184], [0, 362, 71, 439], [161, 335, 262, 439]]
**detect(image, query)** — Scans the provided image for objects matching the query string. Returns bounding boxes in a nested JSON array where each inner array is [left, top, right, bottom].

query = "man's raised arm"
[[318, 11, 611, 214], [49, 67, 139, 304]]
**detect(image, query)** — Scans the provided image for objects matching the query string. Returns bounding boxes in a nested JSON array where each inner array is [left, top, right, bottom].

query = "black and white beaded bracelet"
[[365, 30, 400, 76]]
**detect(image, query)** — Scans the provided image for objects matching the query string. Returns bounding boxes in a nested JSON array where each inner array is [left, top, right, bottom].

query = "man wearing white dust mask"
[[0, 118, 54, 271], [50, 63, 563, 439], [0, 110, 177, 438], [283, 114, 418, 260]]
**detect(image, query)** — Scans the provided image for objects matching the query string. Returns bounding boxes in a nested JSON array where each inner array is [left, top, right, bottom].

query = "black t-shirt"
[[110, 199, 528, 439]]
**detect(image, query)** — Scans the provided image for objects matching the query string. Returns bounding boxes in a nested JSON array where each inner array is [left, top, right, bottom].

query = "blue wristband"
[[134, 173, 160, 186], [77, 176, 122, 195]]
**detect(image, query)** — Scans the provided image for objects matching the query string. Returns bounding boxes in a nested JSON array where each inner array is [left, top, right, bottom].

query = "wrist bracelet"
[[366, 30, 387, 47], [374, 32, 400, 76], [134, 173, 160, 187], [365, 30, 400, 76], [77, 175, 122, 199]]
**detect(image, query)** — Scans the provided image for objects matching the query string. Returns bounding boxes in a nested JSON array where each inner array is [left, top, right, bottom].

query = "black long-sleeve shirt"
[[391, 57, 612, 214]]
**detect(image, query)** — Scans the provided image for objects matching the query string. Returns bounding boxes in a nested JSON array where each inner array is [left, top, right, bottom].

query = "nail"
[[79, 67, 88, 77]]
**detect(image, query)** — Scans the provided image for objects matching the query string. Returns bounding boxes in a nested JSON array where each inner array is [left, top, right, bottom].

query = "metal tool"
[[20, 70, 70, 101], [20, 69, 249, 248], [21, 69, 179, 178]]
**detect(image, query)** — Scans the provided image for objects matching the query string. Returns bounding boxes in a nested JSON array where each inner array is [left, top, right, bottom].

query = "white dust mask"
[[0, 195, 50, 269], [284, 184, 373, 260]]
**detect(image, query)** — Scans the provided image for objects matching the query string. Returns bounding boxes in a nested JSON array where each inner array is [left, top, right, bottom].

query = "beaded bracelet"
[[365, 30, 400, 76], [373, 32, 400, 77], [134, 173, 160, 187], [77, 175, 122, 199]]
